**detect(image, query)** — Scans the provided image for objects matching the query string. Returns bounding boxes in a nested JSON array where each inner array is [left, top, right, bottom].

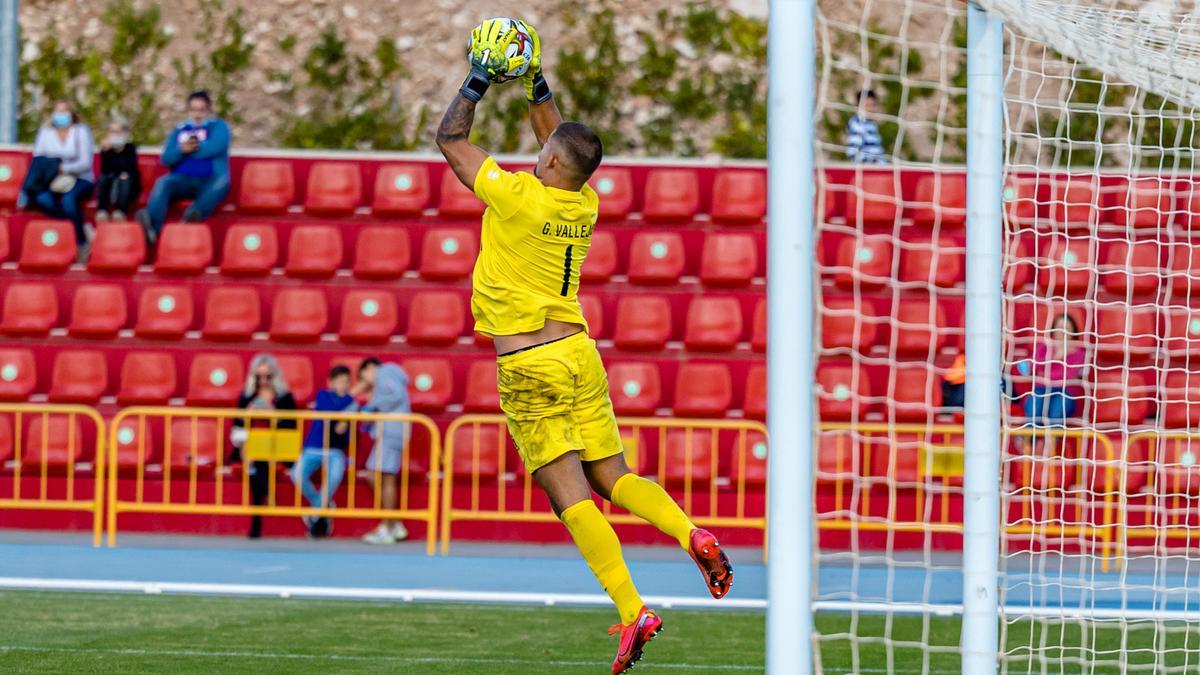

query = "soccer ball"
[[470, 18, 535, 82]]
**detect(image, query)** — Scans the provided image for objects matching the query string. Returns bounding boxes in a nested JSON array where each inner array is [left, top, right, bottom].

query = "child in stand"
[[291, 365, 358, 538]]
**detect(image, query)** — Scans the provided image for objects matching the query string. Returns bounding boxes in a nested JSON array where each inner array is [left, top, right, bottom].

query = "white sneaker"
[[391, 522, 409, 542], [362, 524, 395, 545]]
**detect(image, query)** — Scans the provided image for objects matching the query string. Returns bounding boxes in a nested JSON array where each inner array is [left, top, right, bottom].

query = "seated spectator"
[[291, 365, 358, 538], [845, 88, 888, 164], [1017, 312, 1086, 428], [25, 100, 96, 258], [95, 117, 141, 223], [941, 352, 965, 409], [356, 358, 412, 545], [136, 90, 231, 245], [231, 353, 297, 539]]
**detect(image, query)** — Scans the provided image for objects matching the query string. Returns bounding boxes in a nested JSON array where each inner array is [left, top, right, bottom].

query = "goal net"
[[813, 0, 1200, 671]]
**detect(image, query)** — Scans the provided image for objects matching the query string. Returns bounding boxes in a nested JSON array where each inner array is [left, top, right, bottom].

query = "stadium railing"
[[438, 414, 770, 555], [0, 403, 107, 546], [105, 407, 442, 553]]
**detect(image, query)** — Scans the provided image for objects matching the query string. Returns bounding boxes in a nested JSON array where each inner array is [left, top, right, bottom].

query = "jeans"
[[291, 448, 348, 509], [97, 173, 139, 213], [1023, 385, 1076, 428], [34, 179, 95, 245], [145, 171, 230, 234]]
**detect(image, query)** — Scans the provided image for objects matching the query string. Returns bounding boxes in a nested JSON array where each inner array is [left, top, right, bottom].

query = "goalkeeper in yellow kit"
[[435, 19, 734, 674]]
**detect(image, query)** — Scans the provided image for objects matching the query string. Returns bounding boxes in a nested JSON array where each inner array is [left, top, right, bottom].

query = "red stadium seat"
[[580, 230, 617, 283], [304, 162, 361, 216], [684, 297, 743, 352], [833, 235, 893, 289], [353, 226, 411, 280], [167, 417, 221, 473], [0, 415, 10, 465], [845, 172, 899, 227], [1085, 369, 1151, 427], [613, 295, 672, 350], [1049, 175, 1099, 230], [406, 291, 465, 346], [821, 296, 877, 353], [752, 299, 766, 352], [154, 224, 213, 275], [340, 290, 399, 345], [0, 348, 36, 401], [269, 288, 328, 342], [893, 298, 947, 357], [608, 362, 662, 416], [1168, 244, 1200, 299], [673, 363, 733, 417], [48, 350, 107, 403], [186, 353, 245, 406], [1037, 237, 1096, 296], [628, 232, 686, 284], [1005, 176, 1042, 225], [1163, 308, 1200, 361], [817, 431, 861, 483], [745, 364, 766, 421], [68, 284, 127, 338], [117, 352, 177, 405], [0, 217, 8, 261], [221, 223, 279, 276], [112, 417, 159, 470], [1112, 177, 1172, 229], [464, 360, 500, 413], [19, 219, 75, 272], [659, 429, 716, 484], [1150, 437, 1200, 496], [700, 233, 758, 287], [237, 160, 294, 214], [1161, 371, 1200, 429], [578, 294, 605, 339], [643, 168, 700, 222], [276, 354, 314, 406], [22, 415, 87, 468], [911, 173, 967, 229], [88, 222, 146, 273], [135, 286, 195, 339], [373, 164, 431, 217], [1, 282, 57, 336], [403, 358, 454, 414], [1095, 305, 1156, 363], [438, 168, 485, 218], [201, 286, 261, 341], [817, 362, 871, 421], [591, 167, 634, 220], [419, 228, 478, 280], [136, 154, 161, 203], [1101, 241, 1161, 299], [870, 433, 925, 485], [285, 225, 343, 278], [0, 153, 29, 206], [900, 237, 964, 289], [1004, 237, 1033, 293], [449, 423, 503, 478], [711, 170, 766, 223], [888, 363, 942, 422]]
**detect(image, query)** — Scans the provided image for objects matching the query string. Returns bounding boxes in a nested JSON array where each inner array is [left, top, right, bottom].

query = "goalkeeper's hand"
[[515, 20, 552, 104], [461, 19, 522, 101]]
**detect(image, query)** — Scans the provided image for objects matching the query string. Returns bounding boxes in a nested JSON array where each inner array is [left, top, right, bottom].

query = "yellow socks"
[[610, 473, 695, 550], [560, 499, 643, 625]]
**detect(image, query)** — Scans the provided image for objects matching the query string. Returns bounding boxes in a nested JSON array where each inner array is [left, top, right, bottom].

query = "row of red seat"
[[0, 347, 766, 419], [0, 152, 767, 223], [7, 219, 762, 287]]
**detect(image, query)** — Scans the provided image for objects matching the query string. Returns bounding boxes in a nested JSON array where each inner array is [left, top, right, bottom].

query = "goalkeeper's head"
[[535, 121, 603, 191]]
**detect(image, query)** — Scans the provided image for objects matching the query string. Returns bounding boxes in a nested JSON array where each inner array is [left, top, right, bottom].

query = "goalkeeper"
[[434, 19, 734, 674]]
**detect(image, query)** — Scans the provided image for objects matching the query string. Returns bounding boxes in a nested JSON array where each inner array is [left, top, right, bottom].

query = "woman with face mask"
[[95, 117, 142, 223], [27, 100, 96, 260]]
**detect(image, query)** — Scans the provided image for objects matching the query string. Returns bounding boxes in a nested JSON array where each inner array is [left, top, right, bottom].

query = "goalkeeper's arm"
[[529, 86, 562, 147], [436, 92, 489, 190]]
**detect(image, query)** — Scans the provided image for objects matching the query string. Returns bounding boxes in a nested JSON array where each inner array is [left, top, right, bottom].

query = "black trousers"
[[96, 173, 139, 213]]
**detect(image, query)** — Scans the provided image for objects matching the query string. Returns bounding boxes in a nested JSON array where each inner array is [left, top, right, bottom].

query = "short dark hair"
[[358, 357, 381, 375], [328, 365, 351, 380], [552, 122, 604, 183], [856, 88, 878, 104], [188, 90, 212, 107]]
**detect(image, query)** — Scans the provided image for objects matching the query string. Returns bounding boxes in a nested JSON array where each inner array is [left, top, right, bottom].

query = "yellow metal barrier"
[[0, 404, 106, 546], [439, 415, 769, 555], [1121, 431, 1200, 555], [107, 407, 442, 554]]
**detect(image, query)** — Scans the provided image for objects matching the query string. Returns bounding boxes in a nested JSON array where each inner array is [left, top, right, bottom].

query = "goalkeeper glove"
[[461, 19, 525, 101], [515, 20, 552, 104]]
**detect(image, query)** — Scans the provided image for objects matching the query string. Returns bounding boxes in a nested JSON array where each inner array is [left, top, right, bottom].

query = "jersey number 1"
[[559, 245, 574, 297]]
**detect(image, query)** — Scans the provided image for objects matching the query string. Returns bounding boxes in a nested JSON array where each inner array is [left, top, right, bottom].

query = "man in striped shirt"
[[845, 89, 888, 164]]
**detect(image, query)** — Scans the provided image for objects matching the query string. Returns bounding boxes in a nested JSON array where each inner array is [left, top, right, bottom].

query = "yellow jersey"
[[470, 156, 598, 336]]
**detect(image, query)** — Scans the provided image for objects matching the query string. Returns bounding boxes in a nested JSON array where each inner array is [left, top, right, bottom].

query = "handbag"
[[49, 174, 77, 194]]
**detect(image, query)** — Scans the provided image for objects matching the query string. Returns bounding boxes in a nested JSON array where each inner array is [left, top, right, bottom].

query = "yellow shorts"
[[496, 331, 624, 473]]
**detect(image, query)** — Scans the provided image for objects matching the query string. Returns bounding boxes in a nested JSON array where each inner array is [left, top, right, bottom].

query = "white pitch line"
[[0, 645, 766, 670]]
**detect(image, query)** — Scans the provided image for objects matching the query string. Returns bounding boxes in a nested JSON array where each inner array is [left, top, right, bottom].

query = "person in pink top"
[[1017, 312, 1087, 426]]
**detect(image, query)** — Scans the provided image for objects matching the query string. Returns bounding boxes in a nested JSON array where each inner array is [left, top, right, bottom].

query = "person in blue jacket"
[[291, 365, 358, 539], [135, 90, 231, 244]]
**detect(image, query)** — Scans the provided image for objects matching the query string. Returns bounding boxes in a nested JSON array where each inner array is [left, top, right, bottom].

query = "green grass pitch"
[[2, 591, 1198, 673]]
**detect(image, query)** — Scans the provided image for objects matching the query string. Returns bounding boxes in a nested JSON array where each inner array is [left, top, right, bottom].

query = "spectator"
[[845, 89, 888, 164], [95, 117, 142, 223], [26, 100, 96, 259], [291, 365, 358, 538], [135, 90, 231, 245], [232, 353, 298, 539], [356, 357, 412, 545], [941, 352, 965, 408], [1018, 312, 1087, 429]]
